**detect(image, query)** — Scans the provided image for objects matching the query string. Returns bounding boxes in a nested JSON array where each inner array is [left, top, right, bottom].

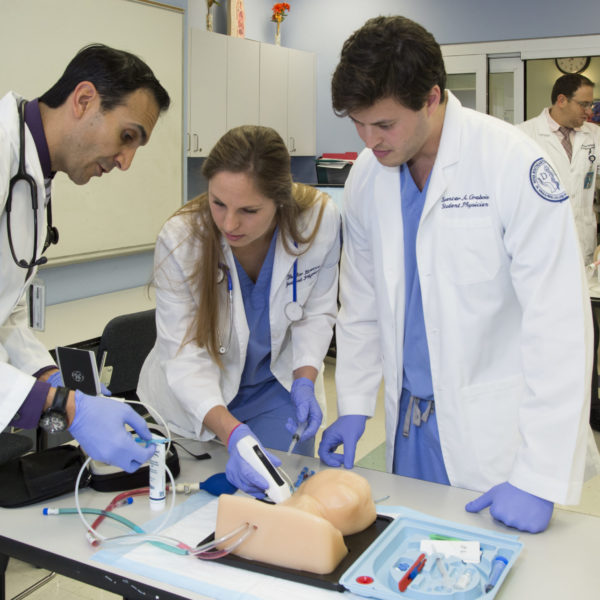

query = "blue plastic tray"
[[339, 507, 523, 599]]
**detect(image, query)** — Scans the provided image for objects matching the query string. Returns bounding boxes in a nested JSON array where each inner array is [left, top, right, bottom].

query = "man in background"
[[518, 74, 599, 265]]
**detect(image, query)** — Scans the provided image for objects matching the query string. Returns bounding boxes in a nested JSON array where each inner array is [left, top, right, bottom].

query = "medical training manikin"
[[215, 469, 377, 574]]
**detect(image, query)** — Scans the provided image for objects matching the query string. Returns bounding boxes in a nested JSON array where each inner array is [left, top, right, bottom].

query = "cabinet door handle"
[[193, 133, 199, 152], [187, 133, 190, 152], [289, 136, 296, 153]]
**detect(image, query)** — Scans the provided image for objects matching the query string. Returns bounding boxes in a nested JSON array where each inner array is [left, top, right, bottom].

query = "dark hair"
[[551, 73, 594, 104], [39, 43, 170, 112], [332, 15, 446, 115]]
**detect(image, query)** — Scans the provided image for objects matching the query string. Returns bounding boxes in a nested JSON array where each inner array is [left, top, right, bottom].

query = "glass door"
[[444, 54, 487, 112], [488, 55, 524, 124]]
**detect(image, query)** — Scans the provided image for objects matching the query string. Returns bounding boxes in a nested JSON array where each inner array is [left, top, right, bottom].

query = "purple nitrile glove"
[[285, 377, 323, 441], [465, 482, 554, 533], [318, 414, 367, 469], [68, 390, 155, 473], [226, 424, 282, 498], [47, 370, 111, 396]]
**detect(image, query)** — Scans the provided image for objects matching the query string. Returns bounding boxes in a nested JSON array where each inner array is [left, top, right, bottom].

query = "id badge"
[[28, 277, 46, 331], [584, 171, 593, 189]]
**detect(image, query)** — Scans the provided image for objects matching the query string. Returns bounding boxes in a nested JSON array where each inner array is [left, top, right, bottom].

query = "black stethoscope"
[[6, 100, 59, 277], [216, 251, 303, 355]]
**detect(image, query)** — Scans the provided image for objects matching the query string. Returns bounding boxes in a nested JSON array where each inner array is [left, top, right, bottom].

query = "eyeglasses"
[[569, 99, 593, 110]]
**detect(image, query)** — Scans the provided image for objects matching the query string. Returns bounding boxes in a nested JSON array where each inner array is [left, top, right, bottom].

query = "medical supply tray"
[[339, 506, 523, 599]]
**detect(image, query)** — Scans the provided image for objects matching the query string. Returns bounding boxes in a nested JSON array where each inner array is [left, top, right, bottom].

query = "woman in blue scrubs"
[[138, 126, 341, 497]]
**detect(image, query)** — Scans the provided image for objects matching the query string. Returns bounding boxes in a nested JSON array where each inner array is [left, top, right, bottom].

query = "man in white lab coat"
[[318, 16, 600, 533], [518, 74, 599, 265], [0, 44, 170, 472]]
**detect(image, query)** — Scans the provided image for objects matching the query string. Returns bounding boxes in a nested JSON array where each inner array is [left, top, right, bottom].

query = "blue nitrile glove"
[[465, 482, 554, 533], [285, 377, 323, 441], [318, 415, 368, 469], [68, 390, 155, 473], [47, 370, 111, 396], [226, 424, 282, 499]]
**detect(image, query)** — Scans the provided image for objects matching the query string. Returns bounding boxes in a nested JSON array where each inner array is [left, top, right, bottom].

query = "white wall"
[[42, 0, 600, 305], [280, 0, 600, 155]]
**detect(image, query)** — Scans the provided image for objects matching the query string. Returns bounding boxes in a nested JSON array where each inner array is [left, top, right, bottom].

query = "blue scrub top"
[[228, 229, 285, 419], [393, 164, 449, 484], [401, 164, 434, 400], [227, 229, 313, 455]]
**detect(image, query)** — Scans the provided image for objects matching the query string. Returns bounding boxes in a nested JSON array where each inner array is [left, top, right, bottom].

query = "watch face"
[[555, 56, 591, 74], [39, 410, 68, 434]]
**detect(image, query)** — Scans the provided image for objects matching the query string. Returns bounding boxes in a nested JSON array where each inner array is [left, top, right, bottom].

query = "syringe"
[[286, 421, 308, 455]]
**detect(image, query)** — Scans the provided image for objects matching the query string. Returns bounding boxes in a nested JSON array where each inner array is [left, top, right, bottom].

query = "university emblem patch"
[[529, 158, 568, 202]]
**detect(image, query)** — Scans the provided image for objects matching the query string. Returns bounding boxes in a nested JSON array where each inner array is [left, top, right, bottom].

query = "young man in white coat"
[[0, 44, 170, 472], [518, 74, 599, 265], [318, 15, 600, 533]]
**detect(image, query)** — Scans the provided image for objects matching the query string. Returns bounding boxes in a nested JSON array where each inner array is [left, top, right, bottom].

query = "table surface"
[[1, 441, 598, 600]]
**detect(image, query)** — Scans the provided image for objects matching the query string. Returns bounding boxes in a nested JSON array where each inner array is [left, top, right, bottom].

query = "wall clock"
[[555, 56, 591, 74]]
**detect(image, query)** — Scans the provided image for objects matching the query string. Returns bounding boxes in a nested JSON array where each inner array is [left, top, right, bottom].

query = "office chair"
[[96, 309, 157, 411]]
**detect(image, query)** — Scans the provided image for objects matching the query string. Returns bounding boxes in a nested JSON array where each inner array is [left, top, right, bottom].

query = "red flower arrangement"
[[271, 2, 290, 24]]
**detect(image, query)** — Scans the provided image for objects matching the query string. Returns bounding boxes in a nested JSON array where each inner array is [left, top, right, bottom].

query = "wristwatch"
[[39, 386, 72, 434]]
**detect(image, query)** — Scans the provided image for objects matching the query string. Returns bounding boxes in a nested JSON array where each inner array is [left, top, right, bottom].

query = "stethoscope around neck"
[[216, 250, 303, 355], [6, 100, 59, 278]]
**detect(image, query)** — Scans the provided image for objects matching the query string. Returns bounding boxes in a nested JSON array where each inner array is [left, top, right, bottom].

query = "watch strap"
[[51, 386, 71, 413]]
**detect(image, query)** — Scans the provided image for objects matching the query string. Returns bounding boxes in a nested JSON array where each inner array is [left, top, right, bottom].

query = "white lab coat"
[[138, 195, 341, 440], [518, 109, 600, 264], [335, 91, 600, 505], [0, 92, 56, 431]]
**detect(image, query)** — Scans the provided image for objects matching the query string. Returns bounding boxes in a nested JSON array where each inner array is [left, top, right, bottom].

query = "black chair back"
[[97, 309, 156, 399]]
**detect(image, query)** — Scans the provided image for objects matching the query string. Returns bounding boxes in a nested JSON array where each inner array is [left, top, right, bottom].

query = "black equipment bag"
[[0, 444, 88, 508]]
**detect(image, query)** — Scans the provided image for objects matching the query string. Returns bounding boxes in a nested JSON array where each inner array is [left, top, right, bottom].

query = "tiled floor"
[[6, 358, 600, 599]]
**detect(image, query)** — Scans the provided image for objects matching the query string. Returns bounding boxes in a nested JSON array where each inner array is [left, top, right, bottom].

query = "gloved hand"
[[318, 415, 367, 469], [68, 390, 155, 473], [226, 424, 282, 499], [465, 482, 554, 533], [285, 377, 323, 441], [46, 370, 111, 396]]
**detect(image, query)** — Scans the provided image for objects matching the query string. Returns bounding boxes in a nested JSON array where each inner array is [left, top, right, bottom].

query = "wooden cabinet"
[[227, 36, 260, 130], [259, 43, 288, 145], [259, 44, 316, 155], [287, 48, 316, 155], [188, 30, 316, 157], [188, 29, 227, 156]]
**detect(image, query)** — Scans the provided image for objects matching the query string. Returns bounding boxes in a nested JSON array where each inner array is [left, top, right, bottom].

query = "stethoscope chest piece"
[[284, 300, 303, 322]]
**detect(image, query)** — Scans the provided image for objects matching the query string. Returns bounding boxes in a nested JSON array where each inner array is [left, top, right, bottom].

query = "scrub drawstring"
[[402, 396, 434, 437]]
